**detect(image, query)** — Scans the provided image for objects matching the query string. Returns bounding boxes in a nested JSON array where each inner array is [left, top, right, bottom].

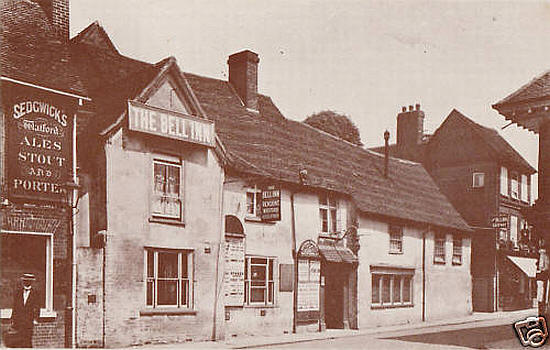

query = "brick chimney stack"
[[396, 103, 425, 160], [228, 50, 260, 111], [32, 0, 69, 41]]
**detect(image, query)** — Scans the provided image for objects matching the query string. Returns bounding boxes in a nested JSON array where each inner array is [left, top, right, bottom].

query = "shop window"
[[472, 172, 485, 188], [319, 193, 337, 234], [521, 174, 529, 203], [452, 236, 462, 265], [246, 185, 262, 218], [500, 167, 508, 197], [152, 158, 182, 220], [145, 249, 193, 308], [0, 232, 53, 315], [389, 224, 403, 254], [434, 233, 446, 264], [510, 172, 519, 199], [245, 256, 275, 306], [371, 271, 413, 308]]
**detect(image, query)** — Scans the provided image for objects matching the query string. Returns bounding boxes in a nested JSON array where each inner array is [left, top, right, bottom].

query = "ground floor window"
[[371, 268, 413, 308], [145, 248, 193, 308], [245, 256, 276, 305], [0, 232, 53, 314]]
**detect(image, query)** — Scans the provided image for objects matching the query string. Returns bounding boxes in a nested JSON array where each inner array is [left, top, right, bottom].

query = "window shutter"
[[336, 199, 343, 232]]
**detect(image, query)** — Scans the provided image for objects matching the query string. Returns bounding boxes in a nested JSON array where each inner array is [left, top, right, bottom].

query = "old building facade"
[[371, 106, 537, 312], [0, 0, 90, 347]]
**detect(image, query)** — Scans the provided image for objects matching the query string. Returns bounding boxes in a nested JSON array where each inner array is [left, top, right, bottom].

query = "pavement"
[[129, 308, 536, 349]]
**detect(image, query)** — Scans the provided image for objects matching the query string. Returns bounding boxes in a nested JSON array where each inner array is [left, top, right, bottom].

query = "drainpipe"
[[71, 113, 77, 348], [290, 191, 297, 334], [422, 226, 427, 322], [211, 166, 225, 341]]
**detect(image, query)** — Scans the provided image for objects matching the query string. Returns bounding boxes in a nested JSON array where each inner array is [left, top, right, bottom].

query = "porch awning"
[[507, 256, 537, 278], [318, 243, 358, 264]]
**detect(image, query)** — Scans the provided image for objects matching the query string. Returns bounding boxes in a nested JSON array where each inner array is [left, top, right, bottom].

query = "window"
[[452, 236, 462, 265], [245, 256, 275, 305], [434, 233, 446, 264], [319, 193, 338, 234], [371, 271, 413, 308], [521, 175, 529, 203], [0, 232, 53, 316], [389, 224, 403, 254], [145, 249, 193, 308], [472, 172, 485, 188], [510, 172, 519, 199], [246, 185, 262, 218], [152, 159, 182, 219], [500, 167, 508, 196], [510, 215, 518, 248]]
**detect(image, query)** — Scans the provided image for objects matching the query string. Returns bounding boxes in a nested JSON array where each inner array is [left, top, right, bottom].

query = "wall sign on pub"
[[261, 185, 281, 221], [5, 82, 75, 202]]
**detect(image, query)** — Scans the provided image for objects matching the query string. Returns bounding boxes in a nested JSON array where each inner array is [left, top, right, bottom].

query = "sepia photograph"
[[1, 0, 550, 348]]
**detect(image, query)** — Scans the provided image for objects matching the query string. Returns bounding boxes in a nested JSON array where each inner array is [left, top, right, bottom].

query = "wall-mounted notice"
[[224, 236, 245, 306]]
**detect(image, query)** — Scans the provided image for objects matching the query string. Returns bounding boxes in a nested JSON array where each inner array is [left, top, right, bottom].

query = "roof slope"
[[185, 73, 470, 231], [494, 69, 550, 107], [1, 0, 85, 95], [71, 21, 469, 231], [443, 109, 536, 174]]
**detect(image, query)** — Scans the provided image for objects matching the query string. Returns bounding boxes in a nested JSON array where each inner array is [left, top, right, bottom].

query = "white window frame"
[[510, 172, 519, 200], [151, 156, 184, 221], [319, 193, 338, 234], [144, 248, 194, 309], [244, 255, 276, 306], [246, 185, 262, 218], [0, 231, 55, 319], [389, 224, 403, 254], [500, 166, 508, 197], [434, 233, 446, 264], [521, 174, 529, 203], [371, 270, 414, 308], [452, 236, 463, 265], [472, 172, 485, 188]]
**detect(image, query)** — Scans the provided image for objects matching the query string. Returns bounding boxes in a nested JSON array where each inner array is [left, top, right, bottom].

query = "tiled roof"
[[445, 109, 536, 174], [370, 110, 536, 174], [71, 21, 470, 232], [1, 0, 85, 95], [319, 242, 358, 264], [184, 73, 470, 231], [494, 69, 550, 107]]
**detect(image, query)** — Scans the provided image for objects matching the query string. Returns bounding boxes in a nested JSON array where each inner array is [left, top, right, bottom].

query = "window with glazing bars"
[[452, 236, 462, 265], [389, 224, 403, 254], [319, 193, 337, 234], [152, 159, 182, 219], [146, 249, 193, 308], [434, 233, 446, 264], [371, 273, 413, 308], [244, 256, 275, 305]]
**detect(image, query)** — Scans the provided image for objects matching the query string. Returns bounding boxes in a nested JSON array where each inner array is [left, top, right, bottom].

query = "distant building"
[[371, 106, 537, 312]]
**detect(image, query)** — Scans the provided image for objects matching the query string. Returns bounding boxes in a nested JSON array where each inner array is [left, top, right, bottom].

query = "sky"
[[71, 0, 550, 199]]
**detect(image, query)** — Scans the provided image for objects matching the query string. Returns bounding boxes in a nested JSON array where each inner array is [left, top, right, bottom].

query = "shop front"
[[498, 254, 537, 310]]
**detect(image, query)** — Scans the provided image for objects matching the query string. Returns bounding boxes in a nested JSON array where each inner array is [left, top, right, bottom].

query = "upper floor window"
[[145, 248, 193, 308], [434, 233, 446, 264], [319, 193, 337, 234], [389, 224, 403, 254], [521, 174, 529, 203], [152, 158, 182, 220], [500, 167, 508, 196], [510, 215, 519, 248], [472, 172, 485, 188], [244, 256, 275, 306], [510, 172, 519, 200], [452, 236, 462, 265], [246, 185, 262, 218]]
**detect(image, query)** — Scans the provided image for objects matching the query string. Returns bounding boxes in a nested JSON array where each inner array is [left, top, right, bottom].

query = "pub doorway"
[[324, 262, 346, 329]]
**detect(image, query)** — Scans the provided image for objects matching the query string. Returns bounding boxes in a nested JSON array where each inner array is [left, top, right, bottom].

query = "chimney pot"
[[415, 103, 420, 111], [409, 105, 414, 111], [401, 106, 407, 112]]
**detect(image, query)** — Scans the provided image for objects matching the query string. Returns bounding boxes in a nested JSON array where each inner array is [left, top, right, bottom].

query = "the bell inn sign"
[[128, 100, 215, 147]]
